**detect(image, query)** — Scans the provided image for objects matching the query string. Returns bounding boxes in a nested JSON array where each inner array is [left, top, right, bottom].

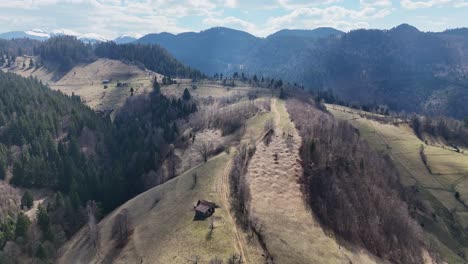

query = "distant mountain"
[[113, 35, 137, 44], [135, 24, 468, 119], [0, 29, 108, 43], [137, 27, 259, 74], [135, 27, 338, 86], [267, 27, 343, 39], [0, 30, 49, 41], [136, 27, 343, 75]]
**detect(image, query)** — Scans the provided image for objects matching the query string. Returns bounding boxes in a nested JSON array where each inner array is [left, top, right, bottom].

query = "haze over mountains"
[[2, 20, 468, 263], [135, 24, 468, 119], [2, 24, 468, 119]]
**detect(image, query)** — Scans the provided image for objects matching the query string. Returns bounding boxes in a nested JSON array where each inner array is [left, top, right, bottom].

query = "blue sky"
[[0, 0, 467, 38]]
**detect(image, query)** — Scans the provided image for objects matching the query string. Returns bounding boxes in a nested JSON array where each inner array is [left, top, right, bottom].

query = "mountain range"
[[2, 25, 468, 118], [0, 29, 137, 44], [136, 24, 468, 119]]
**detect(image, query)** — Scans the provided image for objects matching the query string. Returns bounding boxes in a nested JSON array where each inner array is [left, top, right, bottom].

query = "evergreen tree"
[[182, 88, 191, 101], [15, 212, 31, 238], [279, 87, 285, 99], [153, 77, 161, 94], [21, 191, 34, 209], [36, 205, 50, 235], [36, 243, 47, 260]]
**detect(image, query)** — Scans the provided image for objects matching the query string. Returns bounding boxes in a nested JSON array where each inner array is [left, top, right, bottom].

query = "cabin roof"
[[195, 204, 211, 213], [195, 200, 217, 213]]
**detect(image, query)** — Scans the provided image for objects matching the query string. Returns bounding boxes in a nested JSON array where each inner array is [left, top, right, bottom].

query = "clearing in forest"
[[8, 57, 158, 112]]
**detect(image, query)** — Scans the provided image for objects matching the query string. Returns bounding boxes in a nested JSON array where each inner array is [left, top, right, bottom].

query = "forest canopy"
[[1, 36, 204, 79]]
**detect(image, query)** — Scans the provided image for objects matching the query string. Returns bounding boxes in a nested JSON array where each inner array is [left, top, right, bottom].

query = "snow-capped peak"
[[78, 33, 108, 42], [1, 28, 111, 43], [50, 28, 80, 37], [25, 29, 50, 38]]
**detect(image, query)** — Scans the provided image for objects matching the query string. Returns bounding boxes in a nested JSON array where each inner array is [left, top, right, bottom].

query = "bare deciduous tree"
[[284, 125, 294, 150], [87, 200, 100, 253], [227, 254, 242, 264], [263, 118, 274, 145], [194, 139, 213, 163], [209, 257, 223, 264], [287, 99, 424, 264], [206, 216, 215, 241], [229, 144, 254, 229], [191, 173, 198, 190], [166, 144, 181, 179], [112, 209, 132, 248]]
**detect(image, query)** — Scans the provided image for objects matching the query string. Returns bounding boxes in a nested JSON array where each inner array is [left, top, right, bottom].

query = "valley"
[[0, 24, 468, 264]]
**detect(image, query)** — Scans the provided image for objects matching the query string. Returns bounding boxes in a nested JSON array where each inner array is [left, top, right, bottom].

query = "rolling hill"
[[57, 95, 387, 264]]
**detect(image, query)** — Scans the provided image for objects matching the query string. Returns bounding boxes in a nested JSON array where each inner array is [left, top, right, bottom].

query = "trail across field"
[[219, 159, 248, 262], [243, 100, 378, 264]]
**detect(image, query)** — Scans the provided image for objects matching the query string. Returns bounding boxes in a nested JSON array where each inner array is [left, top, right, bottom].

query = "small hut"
[[194, 200, 217, 219]]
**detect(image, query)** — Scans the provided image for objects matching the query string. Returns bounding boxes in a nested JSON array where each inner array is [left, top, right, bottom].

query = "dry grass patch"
[[161, 80, 271, 99], [9, 58, 158, 112], [58, 152, 242, 264], [244, 100, 379, 264]]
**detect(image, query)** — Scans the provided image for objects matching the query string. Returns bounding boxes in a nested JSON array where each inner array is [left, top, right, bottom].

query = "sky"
[[0, 0, 467, 39]]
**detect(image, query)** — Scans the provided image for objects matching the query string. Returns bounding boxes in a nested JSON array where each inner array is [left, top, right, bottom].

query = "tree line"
[[287, 98, 424, 264]]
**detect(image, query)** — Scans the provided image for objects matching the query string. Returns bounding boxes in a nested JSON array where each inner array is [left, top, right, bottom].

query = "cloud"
[[0, 0, 465, 38], [400, 0, 468, 9], [265, 5, 392, 33], [225, 0, 237, 8], [203, 16, 256, 32], [360, 0, 393, 7], [277, 0, 343, 10]]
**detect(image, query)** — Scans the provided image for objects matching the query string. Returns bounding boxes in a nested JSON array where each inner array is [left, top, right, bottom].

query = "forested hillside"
[[1, 36, 203, 80], [95, 42, 203, 79], [0, 71, 196, 261], [137, 24, 468, 119], [137, 27, 260, 75]]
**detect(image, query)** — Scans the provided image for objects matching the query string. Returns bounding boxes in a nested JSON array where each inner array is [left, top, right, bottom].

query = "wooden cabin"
[[194, 200, 217, 219]]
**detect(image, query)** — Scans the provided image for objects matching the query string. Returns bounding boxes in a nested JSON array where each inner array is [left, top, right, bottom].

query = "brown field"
[[244, 100, 380, 264], [161, 79, 272, 99], [7, 57, 158, 113]]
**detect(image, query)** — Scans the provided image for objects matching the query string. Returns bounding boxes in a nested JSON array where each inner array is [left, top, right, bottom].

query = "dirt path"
[[244, 100, 378, 264], [217, 99, 280, 263], [25, 197, 47, 221], [271, 99, 281, 126], [219, 159, 249, 263]]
